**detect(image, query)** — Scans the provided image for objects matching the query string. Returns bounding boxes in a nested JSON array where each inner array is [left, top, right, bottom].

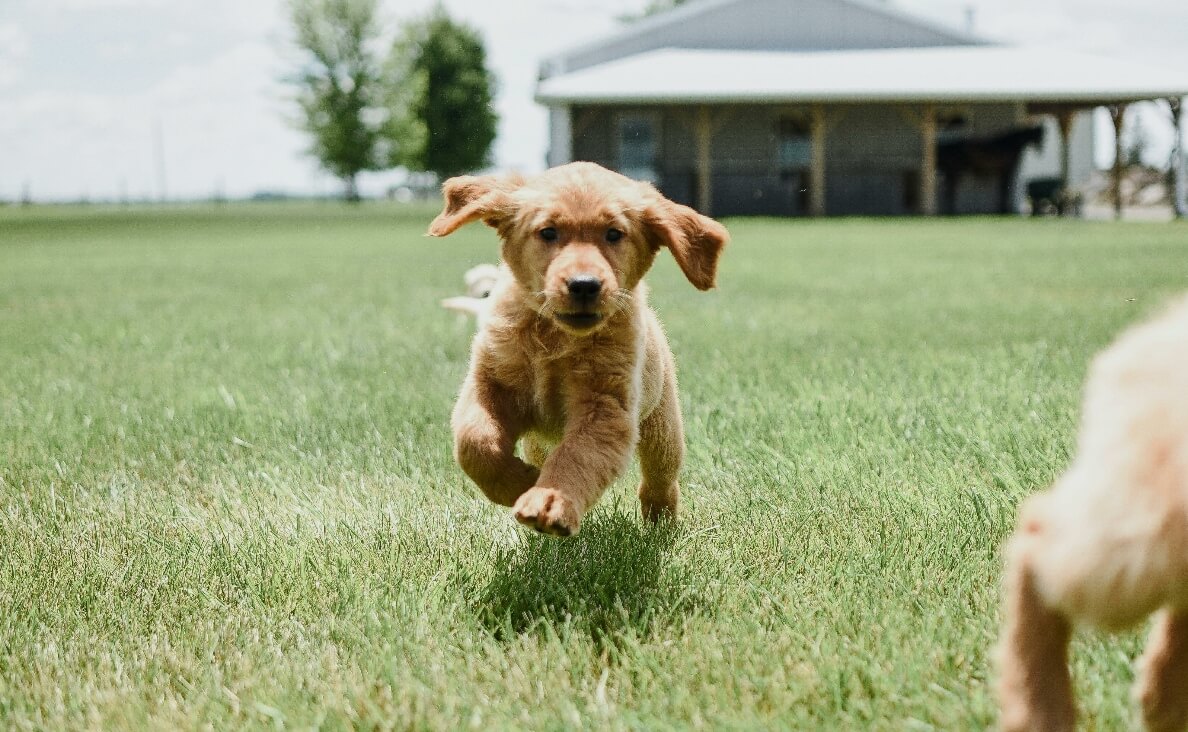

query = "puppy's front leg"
[[452, 375, 539, 507], [1136, 609, 1188, 732], [513, 388, 637, 537], [996, 520, 1076, 732]]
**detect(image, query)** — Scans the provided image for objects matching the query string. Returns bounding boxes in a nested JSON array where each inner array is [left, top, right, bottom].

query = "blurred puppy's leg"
[[1136, 609, 1188, 732]]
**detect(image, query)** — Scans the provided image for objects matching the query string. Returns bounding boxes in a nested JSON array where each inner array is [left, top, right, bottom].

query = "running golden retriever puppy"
[[427, 162, 728, 536], [997, 294, 1188, 732]]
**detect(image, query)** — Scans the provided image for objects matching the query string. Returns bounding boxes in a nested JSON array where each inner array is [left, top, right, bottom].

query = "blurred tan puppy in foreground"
[[441, 263, 501, 327], [427, 162, 728, 536], [997, 294, 1188, 732]]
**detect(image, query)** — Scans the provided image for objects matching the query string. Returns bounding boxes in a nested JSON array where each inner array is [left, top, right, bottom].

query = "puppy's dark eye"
[[605, 228, 623, 243], [539, 227, 558, 243]]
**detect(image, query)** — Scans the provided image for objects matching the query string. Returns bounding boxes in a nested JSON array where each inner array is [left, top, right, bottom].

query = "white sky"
[[1, 0, 1185, 202]]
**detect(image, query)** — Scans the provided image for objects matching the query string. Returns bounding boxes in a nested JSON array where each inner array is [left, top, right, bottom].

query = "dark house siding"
[[571, 102, 1040, 216]]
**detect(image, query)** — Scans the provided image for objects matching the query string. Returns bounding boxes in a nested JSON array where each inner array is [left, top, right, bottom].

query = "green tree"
[[390, 8, 497, 180], [288, 0, 386, 201]]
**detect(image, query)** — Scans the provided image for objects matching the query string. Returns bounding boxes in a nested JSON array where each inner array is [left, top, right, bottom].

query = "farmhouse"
[[536, 0, 1188, 217]]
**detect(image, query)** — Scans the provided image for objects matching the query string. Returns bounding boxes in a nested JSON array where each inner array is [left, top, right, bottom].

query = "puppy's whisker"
[[609, 289, 634, 315]]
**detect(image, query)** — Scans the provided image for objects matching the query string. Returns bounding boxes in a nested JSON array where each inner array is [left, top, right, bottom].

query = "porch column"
[[1108, 103, 1128, 220], [547, 105, 572, 167], [1172, 97, 1186, 219], [695, 106, 713, 215], [809, 104, 827, 217], [1055, 109, 1075, 216], [919, 103, 938, 216]]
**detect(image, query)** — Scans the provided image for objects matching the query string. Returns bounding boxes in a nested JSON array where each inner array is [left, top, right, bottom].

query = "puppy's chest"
[[497, 335, 641, 433], [526, 360, 569, 432]]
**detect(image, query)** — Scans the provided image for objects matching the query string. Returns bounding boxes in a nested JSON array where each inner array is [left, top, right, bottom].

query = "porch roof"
[[536, 46, 1188, 106]]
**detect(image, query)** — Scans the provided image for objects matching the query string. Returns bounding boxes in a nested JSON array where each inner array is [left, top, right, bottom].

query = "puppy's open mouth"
[[555, 312, 603, 329]]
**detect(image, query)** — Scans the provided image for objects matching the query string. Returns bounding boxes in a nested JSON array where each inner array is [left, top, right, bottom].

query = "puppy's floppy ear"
[[642, 196, 729, 291], [427, 173, 524, 237]]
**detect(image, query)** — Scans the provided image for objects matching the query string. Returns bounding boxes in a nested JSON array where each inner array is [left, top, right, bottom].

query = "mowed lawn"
[[2, 203, 1186, 730]]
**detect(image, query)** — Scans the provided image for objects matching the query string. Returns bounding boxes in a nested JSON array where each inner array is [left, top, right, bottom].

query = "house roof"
[[536, 46, 1188, 106], [542, 0, 986, 76]]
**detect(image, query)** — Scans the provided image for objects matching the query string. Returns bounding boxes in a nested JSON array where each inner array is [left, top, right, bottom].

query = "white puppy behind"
[[997, 294, 1188, 732], [441, 263, 501, 328]]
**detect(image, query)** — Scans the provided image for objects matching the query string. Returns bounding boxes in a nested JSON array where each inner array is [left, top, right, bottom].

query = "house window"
[[618, 113, 659, 183], [777, 117, 811, 169]]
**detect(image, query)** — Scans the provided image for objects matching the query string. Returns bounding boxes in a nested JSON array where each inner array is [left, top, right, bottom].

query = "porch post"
[[919, 103, 938, 216], [1055, 109, 1075, 216], [1172, 97, 1186, 219], [809, 104, 827, 217], [1108, 103, 1128, 220], [695, 106, 713, 215], [547, 105, 573, 167]]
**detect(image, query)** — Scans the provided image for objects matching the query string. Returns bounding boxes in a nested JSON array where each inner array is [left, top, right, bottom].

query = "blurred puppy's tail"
[[441, 296, 485, 318]]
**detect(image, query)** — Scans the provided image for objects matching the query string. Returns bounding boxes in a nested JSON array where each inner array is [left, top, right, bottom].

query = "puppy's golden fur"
[[427, 162, 728, 536], [997, 294, 1188, 732]]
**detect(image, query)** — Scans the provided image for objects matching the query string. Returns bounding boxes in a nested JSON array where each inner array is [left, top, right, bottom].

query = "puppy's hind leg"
[[637, 375, 683, 523], [1136, 608, 1188, 732], [996, 510, 1076, 732]]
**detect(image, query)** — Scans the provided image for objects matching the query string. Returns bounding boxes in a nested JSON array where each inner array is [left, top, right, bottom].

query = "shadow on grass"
[[465, 511, 707, 645]]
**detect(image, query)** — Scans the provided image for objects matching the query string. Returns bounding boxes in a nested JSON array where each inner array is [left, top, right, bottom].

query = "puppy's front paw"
[[513, 487, 582, 537]]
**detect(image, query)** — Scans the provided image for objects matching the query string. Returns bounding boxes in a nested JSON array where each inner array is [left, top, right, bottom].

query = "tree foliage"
[[287, 1, 498, 195], [392, 9, 498, 180], [288, 0, 386, 200]]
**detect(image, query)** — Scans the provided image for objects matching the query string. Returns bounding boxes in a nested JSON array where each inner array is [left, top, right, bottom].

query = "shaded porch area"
[[539, 46, 1188, 217]]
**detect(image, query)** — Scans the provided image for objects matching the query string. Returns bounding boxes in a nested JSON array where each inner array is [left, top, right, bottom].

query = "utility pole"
[[153, 117, 168, 203]]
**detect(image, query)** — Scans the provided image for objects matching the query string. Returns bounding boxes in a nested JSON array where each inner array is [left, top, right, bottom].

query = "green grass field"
[[2, 203, 1185, 729]]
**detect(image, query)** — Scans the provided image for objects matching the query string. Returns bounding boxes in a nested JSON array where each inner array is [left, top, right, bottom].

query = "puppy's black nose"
[[566, 275, 602, 304]]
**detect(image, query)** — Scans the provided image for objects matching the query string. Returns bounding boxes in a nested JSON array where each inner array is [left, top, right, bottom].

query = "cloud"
[[0, 23, 30, 54], [0, 23, 31, 88], [3, 0, 1182, 202], [0, 0, 639, 200], [22, 0, 285, 44], [36, 0, 168, 7], [0, 40, 337, 202], [897, 0, 1186, 166]]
